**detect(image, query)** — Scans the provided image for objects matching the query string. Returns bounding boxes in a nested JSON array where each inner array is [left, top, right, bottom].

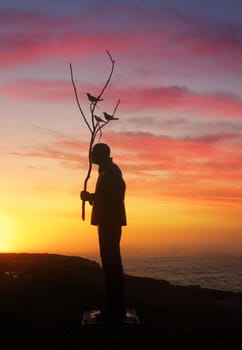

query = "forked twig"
[[70, 51, 120, 220]]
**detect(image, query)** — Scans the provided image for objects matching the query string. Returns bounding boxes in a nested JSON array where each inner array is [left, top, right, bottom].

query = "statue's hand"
[[80, 191, 90, 201]]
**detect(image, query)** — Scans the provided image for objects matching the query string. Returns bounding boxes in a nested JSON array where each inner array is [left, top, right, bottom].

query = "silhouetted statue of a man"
[[81, 143, 126, 322]]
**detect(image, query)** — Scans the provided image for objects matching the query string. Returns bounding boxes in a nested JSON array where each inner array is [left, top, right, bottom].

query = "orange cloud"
[[9, 131, 242, 199]]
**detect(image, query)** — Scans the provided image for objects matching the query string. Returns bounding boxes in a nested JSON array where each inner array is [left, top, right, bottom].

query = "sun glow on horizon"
[[0, 214, 16, 252]]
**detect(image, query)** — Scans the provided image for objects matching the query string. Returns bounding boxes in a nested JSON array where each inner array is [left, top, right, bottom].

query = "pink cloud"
[[0, 80, 72, 102], [2, 79, 242, 119], [7, 129, 242, 203], [114, 87, 242, 118], [180, 22, 242, 59], [1, 8, 242, 73], [0, 15, 145, 69]]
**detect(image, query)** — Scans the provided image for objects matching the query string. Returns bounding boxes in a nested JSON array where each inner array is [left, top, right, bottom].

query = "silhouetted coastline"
[[1, 253, 242, 347]]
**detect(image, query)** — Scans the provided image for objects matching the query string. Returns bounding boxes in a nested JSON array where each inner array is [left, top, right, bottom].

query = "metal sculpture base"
[[81, 308, 140, 325]]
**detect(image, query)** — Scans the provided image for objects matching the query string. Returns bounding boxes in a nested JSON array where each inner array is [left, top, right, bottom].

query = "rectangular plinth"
[[81, 308, 140, 325]]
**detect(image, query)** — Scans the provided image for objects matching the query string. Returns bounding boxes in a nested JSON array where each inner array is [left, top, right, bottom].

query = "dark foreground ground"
[[1, 253, 242, 348]]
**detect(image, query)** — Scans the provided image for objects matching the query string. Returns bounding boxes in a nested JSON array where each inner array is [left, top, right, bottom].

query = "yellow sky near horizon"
[[1, 172, 242, 257]]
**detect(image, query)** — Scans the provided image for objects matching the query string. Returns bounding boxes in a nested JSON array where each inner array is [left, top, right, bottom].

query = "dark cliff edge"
[[1, 253, 242, 347]]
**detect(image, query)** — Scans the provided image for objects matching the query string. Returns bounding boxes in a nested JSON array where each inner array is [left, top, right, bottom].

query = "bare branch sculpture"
[[69, 50, 120, 221]]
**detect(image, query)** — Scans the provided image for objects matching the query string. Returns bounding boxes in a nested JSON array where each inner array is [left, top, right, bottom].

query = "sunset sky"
[[1, 0, 242, 257]]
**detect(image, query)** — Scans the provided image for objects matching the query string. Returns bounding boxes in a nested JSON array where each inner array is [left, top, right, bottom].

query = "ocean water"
[[121, 256, 242, 293]]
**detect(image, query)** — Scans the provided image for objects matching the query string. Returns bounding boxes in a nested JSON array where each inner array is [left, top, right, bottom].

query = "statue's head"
[[91, 143, 111, 165]]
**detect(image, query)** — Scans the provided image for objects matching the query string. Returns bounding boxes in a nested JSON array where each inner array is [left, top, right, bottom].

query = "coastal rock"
[[0, 253, 242, 347]]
